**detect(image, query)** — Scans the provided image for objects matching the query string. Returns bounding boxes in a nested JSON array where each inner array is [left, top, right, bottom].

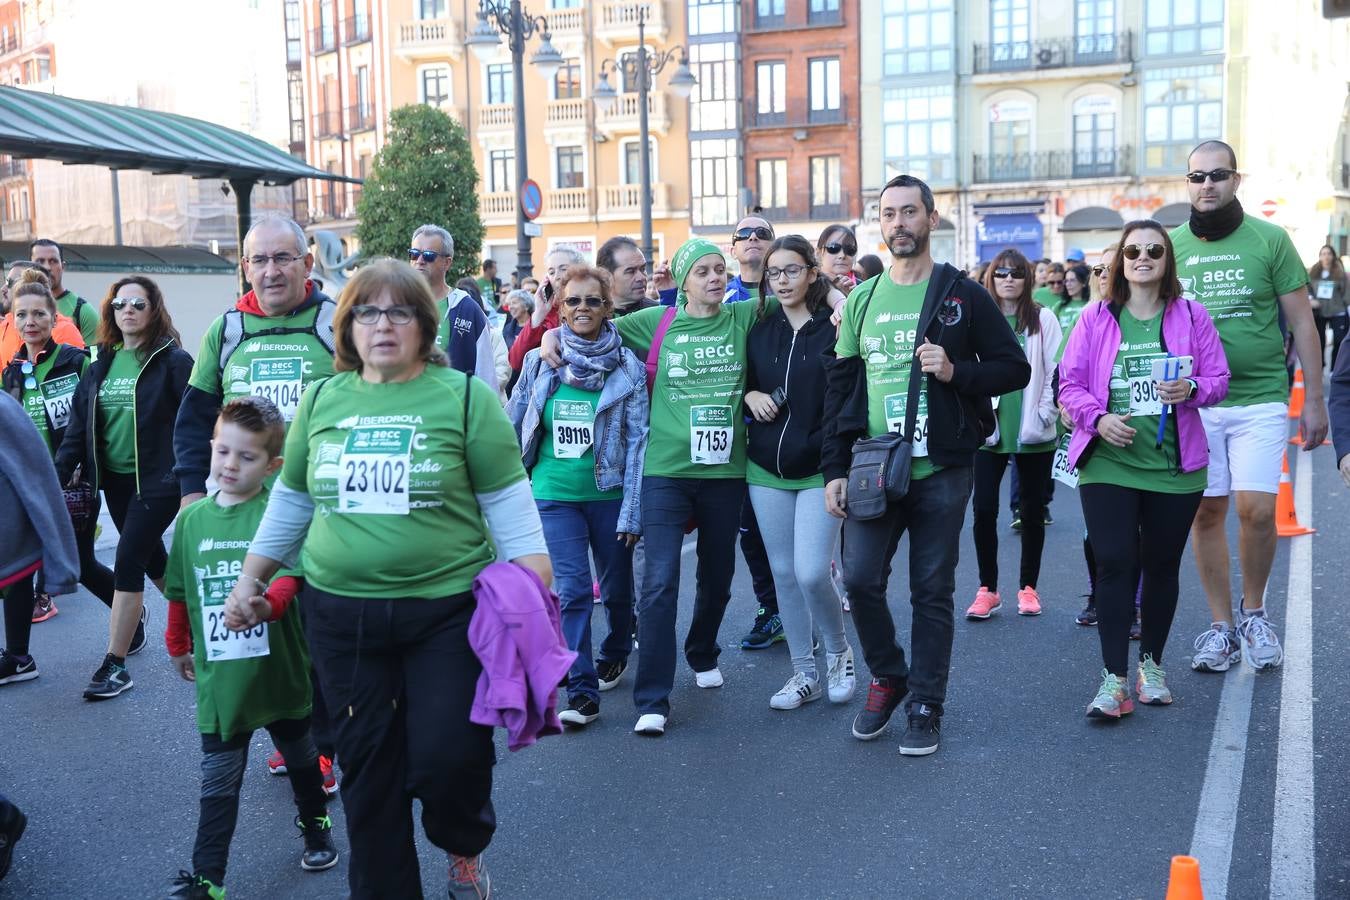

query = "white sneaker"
[[826, 646, 857, 704], [633, 713, 666, 736], [694, 668, 724, 688], [1236, 612, 1284, 671], [1191, 625, 1241, 672], [769, 671, 823, 710]]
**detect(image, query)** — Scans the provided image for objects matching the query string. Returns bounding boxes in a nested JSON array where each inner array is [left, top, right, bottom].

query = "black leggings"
[[973, 450, 1053, 591], [2, 574, 35, 657], [101, 471, 177, 592], [1080, 483, 1203, 676]]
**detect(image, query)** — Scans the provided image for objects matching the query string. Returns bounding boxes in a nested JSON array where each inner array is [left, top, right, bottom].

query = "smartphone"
[[770, 386, 788, 407], [1150, 355, 1194, 382]]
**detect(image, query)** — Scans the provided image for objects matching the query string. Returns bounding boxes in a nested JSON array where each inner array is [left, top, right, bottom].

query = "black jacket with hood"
[[745, 304, 836, 480], [2, 339, 88, 453]]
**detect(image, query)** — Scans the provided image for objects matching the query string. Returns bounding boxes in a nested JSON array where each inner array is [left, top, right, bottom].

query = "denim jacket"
[[507, 346, 649, 535]]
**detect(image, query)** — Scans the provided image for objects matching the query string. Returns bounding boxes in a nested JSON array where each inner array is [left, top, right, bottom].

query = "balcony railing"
[[973, 30, 1133, 74], [596, 1, 667, 44], [599, 182, 671, 216], [478, 103, 514, 131], [344, 15, 370, 44], [347, 105, 376, 132], [543, 7, 584, 34], [310, 25, 336, 54], [808, 103, 845, 125], [481, 192, 516, 223], [972, 147, 1133, 183], [545, 97, 587, 128], [395, 17, 463, 59], [546, 187, 593, 217], [597, 91, 670, 134], [748, 95, 849, 129], [312, 110, 343, 139], [808, 4, 843, 25]]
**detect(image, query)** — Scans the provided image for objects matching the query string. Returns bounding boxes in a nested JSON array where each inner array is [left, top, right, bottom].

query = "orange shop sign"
[[1110, 195, 1164, 212]]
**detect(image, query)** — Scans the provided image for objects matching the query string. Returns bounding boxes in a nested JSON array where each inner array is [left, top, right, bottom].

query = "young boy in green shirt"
[[164, 396, 337, 899]]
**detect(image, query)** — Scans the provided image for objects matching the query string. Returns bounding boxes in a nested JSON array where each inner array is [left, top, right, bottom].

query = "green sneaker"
[[1086, 669, 1134, 719], [740, 607, 784, 649], [1135, 654, 1173, 705], [167, 870, 225, 899]]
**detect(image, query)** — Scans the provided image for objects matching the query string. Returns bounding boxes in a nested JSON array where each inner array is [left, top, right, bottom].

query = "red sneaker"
[[1016, 586, 1042, 616], [320, 755, 338, 795], [266, 749, 287, 776]]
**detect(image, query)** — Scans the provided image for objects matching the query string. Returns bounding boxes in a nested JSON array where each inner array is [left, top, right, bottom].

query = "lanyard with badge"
[[250, 357, 304, 421], [199, 570, 269, 661], [552, 398, 596, 459], [338, 424, 414, 514]]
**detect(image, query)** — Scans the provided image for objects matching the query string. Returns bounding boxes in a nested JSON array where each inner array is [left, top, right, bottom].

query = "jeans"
[[634, 476, 745, 717], [973, 450, 1053, 591], [841, 466, 974, 712], [748, 485, 847, 677], [537, 498, 634, 701], [193, 717, 327, 885], [305, 587, 496, 900], [739, 496, 778, 615]]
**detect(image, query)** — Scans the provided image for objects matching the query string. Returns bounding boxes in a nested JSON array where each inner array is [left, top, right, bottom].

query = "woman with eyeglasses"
[[1089, 246, 1118, 303], [508, 265, 647, 728], [54, 276, 192, 701], [1055, 263, 1092, 334], [1058, 220, 1230, 719], [235, 259, 552, 898], [964, 250, 1062, 622], [816, 224, 860, 297]]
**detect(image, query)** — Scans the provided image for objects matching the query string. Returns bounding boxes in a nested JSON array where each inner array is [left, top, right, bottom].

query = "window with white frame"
[[418, 0, 446, 18], [489, 148, 516, 193], [990, 0, 1030, 69], [556, 145, 584, 189], [485, 64, 513, 105], [810, 156, 841, 211], [1075, 0, 1116, 59], [691, 138, 738, 228], [882, 84, 955, 184], [420, 66, 450, 106], [689, 0, 737, 36], [689, 42, 738, 132], [757, 158, 787, 211], [1072, 95, 1118, 176], [554, 58, 581, 99], [988, 98, 1033, 179], [755, 61, 785, 125], [1144, 0, 1223, 56], [1142, 65, 1222, 170], [808, 58, 841, 120], [882, 0, 953, 76], [622, 139, 657, 185]]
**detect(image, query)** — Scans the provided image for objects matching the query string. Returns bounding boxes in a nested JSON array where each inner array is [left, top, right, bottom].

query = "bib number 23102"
[[339, 425, 414, 515], [199, 574, 269, 662], [690, 405, 733, 465]]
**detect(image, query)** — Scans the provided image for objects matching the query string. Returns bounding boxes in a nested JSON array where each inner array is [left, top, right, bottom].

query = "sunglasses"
[[1092, 265, 1106, 277], [1121, 243, 1166, 260], [110, 298, 148, 311], [1185, 168, 1235, 184], [1046, 279, 1065, 286], [993, 266, 1027, 280], [732, 225, 774, 243], [408, 249, 449, 263], [562, 295, 605, 309], [351, 304, 416, 325], [20, 359, 35, 390], [822, 241, 857, 256]]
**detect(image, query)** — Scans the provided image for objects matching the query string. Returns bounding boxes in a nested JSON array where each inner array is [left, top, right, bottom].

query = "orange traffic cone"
[[1275, 452, 1315, 537], [1287, 368, 1305, 419], [1165, 855, 1204, 900]]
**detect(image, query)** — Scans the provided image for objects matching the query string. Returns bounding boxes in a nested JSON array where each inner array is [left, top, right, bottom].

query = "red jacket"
[[507, 306, 559, 371]]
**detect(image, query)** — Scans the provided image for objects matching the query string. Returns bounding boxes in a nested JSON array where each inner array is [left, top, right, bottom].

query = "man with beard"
[[596, 236, 659, 317], [822, 174, 1029, 756], [1172, 140, 1327, 673]]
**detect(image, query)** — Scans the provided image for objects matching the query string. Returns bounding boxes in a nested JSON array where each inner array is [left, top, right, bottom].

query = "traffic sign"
[[1261, 198, 1278, 219], [524, 222, 542, 237], [520, 179, 543, 220]]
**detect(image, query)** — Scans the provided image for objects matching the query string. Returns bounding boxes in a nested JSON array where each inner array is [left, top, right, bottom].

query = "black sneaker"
[[898, 702, 942, 756], [296, 815, 339, 871], [558, 695, 600, 727], [0, 650, 38, 685], [851, 676, 905, 741], [167, 870, 224, 899], [1075, 595, 1098, 627], [83, 655, 133, 701], [128, 606, 148, 656], [0, 798, 27, 881], [596, 658, 627, 692], [741, 607, 784, 650]]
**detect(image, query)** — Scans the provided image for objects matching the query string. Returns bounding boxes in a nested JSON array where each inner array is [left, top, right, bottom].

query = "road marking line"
[[1269, 453, 1315, 899], [1189, 659, 1255, 900]]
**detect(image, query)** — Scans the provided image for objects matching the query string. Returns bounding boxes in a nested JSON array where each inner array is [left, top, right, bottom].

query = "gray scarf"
[[558, 320, 622, 391]]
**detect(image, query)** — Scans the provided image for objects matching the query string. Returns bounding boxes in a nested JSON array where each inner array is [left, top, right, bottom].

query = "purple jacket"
[[1057, 298, 1230, 473], [469, 562, 576, 751]]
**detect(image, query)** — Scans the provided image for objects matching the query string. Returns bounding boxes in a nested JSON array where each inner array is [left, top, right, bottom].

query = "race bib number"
[[39, 373, 78, 429], [250, 357, 303, 421], [1052, 433, 1079, 489], [199, 573, 269, 662], [338, 425, 413, 515], [1316, 280, 1335, 300], [1126, 355, 1165, 417], [690, 405, 733, 465], [551, 399, 595, 460], [883, 391, 929, 457]]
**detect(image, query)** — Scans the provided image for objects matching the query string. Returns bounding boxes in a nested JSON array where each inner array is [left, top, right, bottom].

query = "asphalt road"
[[1, 432, 1343, 899]]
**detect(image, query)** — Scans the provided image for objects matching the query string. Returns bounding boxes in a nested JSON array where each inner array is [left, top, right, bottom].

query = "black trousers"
[[2, 575, 34, 657], [972, 450, 1053, 591], [1079, 483, 1202, 676], [305, 587, 496, 900], [100, 472, 177, 592]]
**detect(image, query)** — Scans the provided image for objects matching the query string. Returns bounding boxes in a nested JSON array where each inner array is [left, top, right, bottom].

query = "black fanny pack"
[[846, 353, 923, 521]]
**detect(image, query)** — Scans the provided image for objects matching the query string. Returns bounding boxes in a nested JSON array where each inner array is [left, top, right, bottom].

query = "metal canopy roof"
[[0, 86, 357, 186]]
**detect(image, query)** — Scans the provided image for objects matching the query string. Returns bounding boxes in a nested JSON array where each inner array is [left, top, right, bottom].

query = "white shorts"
[[1199, 402, 1288, 496]]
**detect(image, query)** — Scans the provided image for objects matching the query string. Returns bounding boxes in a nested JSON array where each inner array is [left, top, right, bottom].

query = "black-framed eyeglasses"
[[562, 295, 606, 309], [1185, 168, 1236, 184], [408, 249, 449, 263], [1046, 279, 1065, 286], [993, 266, 1027, 280], [731, 225, 773, 243], [766, 264, 808, 280], [822, 241, 857, 257], [351, 304, 416, 325], [20, 359, 35, 390], [246, 253, 301, 267], [110, 298, 148, 311], [1121, 243, 1166, 261]]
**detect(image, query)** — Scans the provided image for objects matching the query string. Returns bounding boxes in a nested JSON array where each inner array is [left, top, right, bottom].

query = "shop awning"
[[1154, 203, 1191, 228], [1062, 206, 1124, 231]]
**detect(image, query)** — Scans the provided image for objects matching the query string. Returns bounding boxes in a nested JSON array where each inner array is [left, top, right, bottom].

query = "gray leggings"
[[748, 484, 848, 677]]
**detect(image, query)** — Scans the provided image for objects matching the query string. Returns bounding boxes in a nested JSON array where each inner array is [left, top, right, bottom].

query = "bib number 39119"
[[551, 399, 595, 459], [690, 405, 733, 465], [250, 357, 304, 422], [199, 573, 269, 662], [339, 425, 414, 515]]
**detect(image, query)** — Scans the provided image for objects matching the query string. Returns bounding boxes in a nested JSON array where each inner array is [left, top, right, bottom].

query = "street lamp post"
[[465, 0, 563, 281], [592, 7, 696, 275]]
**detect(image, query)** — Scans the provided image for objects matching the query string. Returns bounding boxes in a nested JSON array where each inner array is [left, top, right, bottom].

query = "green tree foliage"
[[355, 105, 484, 283]]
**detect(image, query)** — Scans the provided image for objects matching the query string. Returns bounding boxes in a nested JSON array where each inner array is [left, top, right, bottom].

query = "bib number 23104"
[[690, 405, 733, 465], [250, 357, 303, 422], [199, 574, 269, 662], [339, 425, 414, 515]]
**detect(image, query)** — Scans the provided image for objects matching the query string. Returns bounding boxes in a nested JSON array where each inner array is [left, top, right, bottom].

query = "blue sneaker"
[[741, 607, 784, 649]]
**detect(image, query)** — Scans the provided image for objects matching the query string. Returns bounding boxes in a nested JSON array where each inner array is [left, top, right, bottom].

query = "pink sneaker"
[[1017, 586, 1042, 616], [965, 587, 1001, 619]]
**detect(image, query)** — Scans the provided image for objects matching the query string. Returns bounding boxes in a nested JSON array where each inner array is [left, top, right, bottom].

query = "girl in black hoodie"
[[745, 236, 857, 712]]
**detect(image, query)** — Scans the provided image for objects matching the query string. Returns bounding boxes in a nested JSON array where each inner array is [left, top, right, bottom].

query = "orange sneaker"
[[965, 587, 1001, 619], [319, 755, 338, 795], [266, 749, 287, 775], [1017, 586, 1042, 616]]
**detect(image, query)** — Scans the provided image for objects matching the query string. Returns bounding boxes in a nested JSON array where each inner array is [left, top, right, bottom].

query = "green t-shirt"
[[615, 301, 769, 480], [281, 366, 526, 599], [188, 305, 336, 424], [1054, 299, 1088, 340], [97, 348, 142, 474], [835, 274, 936, 480], [1171, 215, 1307, 407], [56, 291, 98, 346], [988, 315, 1055, 455], [19, 351, 86, 454], [475, 277, 497, 305], [745, 458, 823, 491], [1032, 286, 1059, 306], [529, 382, 622, 502], [163, 489, 311, 741], [1078, 307, 1207, 494]]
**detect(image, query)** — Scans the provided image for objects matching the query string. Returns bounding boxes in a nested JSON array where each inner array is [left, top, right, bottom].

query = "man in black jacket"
[[822, 174, 1030, 756]]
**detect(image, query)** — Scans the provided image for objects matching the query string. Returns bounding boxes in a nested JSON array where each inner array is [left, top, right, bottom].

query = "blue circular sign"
[[520, 179, 543, 220]]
